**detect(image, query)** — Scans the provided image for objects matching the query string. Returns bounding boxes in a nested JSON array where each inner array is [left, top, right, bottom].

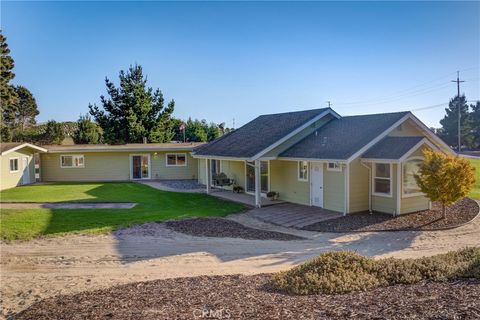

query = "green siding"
[[401, 196, 429, 214], [270, 160, 310, 205], [220, 160, 246, 189], [349, 158, 369, 213], [41, 151, 197, 182], [1, 148, 36, 190], [372, 163, 398, 214], [323, 163, 345, 212]]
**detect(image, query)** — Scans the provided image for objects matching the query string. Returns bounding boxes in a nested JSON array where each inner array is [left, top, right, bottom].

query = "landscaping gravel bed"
[[16, 274, 480, 320], [158, 179, 205, 190], [165, 218, 304, 240], [304, 198, 479, 232]]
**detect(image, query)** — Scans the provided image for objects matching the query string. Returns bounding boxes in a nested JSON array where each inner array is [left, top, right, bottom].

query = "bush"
[[233, 185, 244, 193], [271, 248, 480, 295]]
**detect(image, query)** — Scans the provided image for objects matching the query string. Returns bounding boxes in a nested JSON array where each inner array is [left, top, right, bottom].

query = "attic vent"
[[321, 137, 327, 146]]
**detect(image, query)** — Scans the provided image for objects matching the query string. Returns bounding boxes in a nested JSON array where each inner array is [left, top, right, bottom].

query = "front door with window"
[[131, 155, 150, 179], [246, 161, 269, 194], [310, 162, 324, 207]]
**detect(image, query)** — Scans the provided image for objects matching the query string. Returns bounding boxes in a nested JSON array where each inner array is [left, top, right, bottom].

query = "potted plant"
[[267, 191, 279, 200]]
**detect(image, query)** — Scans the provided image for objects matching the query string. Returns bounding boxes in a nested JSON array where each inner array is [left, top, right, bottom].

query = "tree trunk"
[[442, 203, 446, 219]]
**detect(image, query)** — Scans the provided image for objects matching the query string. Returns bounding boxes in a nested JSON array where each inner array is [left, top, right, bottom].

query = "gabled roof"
[[362, 136, 424, 160], [44, 143, 203, 153], [279, 111, 410, 160], [1, 143, 47, 156], [193, 108, 335, 159]]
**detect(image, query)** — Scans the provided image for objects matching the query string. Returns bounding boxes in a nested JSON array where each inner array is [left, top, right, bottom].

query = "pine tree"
[[89, 64, 175, 144], [438, 95, 474, 150], [12, 85, 39, 135], [470, 101, 480, 149], [43, 120, 65, 145], [73, 114, 102, 144], [0, 31, 18, 142]]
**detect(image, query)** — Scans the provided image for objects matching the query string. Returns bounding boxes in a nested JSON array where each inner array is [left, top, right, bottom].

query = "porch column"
[[254, 159, 261, 208], [206, 159, 211, 194]]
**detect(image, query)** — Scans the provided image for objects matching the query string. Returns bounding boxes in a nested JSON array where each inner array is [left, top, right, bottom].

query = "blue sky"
[[2, 1, 479, 128]]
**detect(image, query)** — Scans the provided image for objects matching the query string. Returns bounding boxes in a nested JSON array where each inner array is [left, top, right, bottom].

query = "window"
[[403, 158, 423, 196], [298, 161, 308, 181], [373, 163, 391, 196], [327, 162, 341, 172], [166, 153, 187, 166], [9, 158, 19, 172], [60, 155, 84, 168]]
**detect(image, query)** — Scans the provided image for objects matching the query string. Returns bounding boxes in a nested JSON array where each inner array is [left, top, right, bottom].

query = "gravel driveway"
[[1, 205, 480, 317]]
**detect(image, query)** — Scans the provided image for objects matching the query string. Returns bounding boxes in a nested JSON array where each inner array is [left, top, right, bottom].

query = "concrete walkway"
[[247, 203, 343, 228], [1, 202, 137, 209]]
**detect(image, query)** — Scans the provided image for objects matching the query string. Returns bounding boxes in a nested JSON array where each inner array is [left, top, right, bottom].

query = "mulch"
[[165, 218, 304, 241], [16, 274, 480, 320], [303, 198, 479, 232]]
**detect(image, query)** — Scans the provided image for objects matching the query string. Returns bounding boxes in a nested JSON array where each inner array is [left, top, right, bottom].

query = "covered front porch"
[[208, 188, 283, 207]]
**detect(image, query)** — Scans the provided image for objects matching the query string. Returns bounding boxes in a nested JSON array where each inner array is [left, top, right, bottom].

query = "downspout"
[[360, 161, 372, 213]]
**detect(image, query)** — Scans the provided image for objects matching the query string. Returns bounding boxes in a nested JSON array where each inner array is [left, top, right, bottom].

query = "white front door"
[[22, 157, 30, 185], [310, 162, 324, 207]]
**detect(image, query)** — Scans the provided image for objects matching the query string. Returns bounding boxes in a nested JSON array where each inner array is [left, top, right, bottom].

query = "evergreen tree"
[[471, 101, 480, 149], [43, 120, 65, 145], [73, 114, 102, 144], [438, 95, 473, 150], [12, 85, 39, 134], [0, 31, 17, 142], [89, 64, 175, 144]]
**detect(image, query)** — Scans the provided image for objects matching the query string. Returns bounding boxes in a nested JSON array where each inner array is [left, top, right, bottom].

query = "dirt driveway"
[[1, 212, 480, 317]]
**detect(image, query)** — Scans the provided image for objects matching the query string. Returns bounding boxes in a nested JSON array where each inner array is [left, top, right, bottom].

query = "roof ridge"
[[342, 111, 410, 119], [257, 107, 329, 117]]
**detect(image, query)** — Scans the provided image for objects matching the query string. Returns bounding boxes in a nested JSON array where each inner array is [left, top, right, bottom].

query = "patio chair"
[[212, 172, 234, 190]]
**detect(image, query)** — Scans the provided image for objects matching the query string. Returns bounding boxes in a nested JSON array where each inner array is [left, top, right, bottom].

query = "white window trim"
[[129, 154, 151, 180], [326, 162, 342, 172], [9, 157, 19, 173], [372, 162, 393, 198], [244, 160, 270, 196], [60, 154, 85, 168], [401, 156, 425, 198], [166, 153, 187, 167], [297, 161, 308, 182]]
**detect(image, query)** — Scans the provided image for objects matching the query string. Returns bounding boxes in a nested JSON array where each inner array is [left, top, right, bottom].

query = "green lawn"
[[0, 182, 244, 241], [468, 158, 480, 200]]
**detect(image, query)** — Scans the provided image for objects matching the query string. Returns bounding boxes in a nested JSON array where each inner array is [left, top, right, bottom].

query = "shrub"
[[233, 185, 244, 193], [271, 248, 480, 295]]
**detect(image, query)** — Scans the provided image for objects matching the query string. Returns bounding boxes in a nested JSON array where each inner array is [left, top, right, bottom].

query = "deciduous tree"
[[415, 149, 475, 219]]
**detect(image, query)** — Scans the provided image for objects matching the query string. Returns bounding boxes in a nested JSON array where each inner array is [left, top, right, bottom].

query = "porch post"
[[206, 159, 211, 194], [254, 159, 261, 208]]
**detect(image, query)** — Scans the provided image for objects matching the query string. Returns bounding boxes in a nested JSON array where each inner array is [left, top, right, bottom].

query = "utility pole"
[[451, 71, 465, 152]]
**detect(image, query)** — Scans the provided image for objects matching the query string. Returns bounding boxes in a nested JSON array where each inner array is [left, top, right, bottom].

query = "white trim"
[[278, 156, 347, 163], [361, 158, 400, 164], [344, 163, 349, 215], [398, 139, 437, 162], [48, 147, 198, 154], [192, 155, 250, 161], [372, 162, 393, 198], [60, 154, 85, 168], [327, 162, 342, 172], [9, 157, 19, 173], [396, 163, 401, 216], [401, 156, 425, 198], [129, 154, 151, 180], [407, 114, 456, 155], [297, 161, 309, 182], [1, 143, 47, 156], [249, 109, 341, 160], [165, 153, 187, 167], [245, 160, 269, 196]]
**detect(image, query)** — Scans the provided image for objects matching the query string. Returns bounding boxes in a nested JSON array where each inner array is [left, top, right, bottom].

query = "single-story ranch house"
[[0, 107, 455, 215]]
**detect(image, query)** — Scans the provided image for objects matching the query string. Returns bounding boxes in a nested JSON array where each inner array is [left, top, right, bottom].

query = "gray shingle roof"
[[362, 136, 424, 160], [279, 111, 410, 160], [194, 108, 330, 158]]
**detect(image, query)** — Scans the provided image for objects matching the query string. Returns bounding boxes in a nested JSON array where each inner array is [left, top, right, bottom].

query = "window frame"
[[60, 154, 85, 168], [326, 162, 342, 172], [402, 157, 424, 198], [9, 157, 19, 173], [165, 153, 187, 167], [297, 161, 309, 182], [372, 162, 392, 197]]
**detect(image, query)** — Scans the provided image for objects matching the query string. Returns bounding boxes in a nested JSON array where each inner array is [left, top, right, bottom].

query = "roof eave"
[[1, 143, 48, 156]]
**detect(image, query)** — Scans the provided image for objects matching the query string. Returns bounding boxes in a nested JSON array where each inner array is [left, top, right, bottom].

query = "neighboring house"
[[39, 143, 202, 182], [1, 143, 47, 190], [193, 108, 454, 215]]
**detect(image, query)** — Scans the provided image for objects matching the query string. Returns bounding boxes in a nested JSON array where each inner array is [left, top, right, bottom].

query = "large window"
[[9, 158, 19, 172], [373, 163, 391, 196], [60, 155, 84, 168], [403, 158, 423, 196], [298, 161, 308, 181], [166, 153, 187, 166]]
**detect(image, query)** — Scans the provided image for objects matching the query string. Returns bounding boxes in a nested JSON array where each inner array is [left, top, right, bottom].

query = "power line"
[[451, 71, 465, 152]]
